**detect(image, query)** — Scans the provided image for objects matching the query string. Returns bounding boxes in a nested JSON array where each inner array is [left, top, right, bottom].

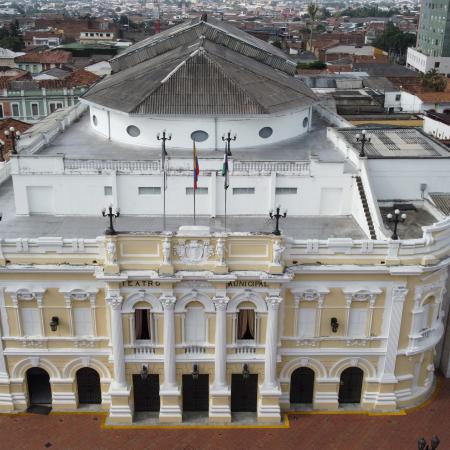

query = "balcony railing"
[[184, 344, 207, 354], [64, 159, 160, 173], [132, 342, 157, 355], [233, 160, 310, 175]]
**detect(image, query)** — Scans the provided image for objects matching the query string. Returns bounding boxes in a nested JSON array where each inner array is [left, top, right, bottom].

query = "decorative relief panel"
[[174, 239, 214, 264]]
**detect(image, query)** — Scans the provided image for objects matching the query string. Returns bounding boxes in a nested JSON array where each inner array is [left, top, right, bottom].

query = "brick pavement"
[[1, 378, 449, 450]]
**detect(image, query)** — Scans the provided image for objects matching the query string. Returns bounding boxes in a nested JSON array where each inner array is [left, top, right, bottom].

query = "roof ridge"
[[131, 49, 266, 115]]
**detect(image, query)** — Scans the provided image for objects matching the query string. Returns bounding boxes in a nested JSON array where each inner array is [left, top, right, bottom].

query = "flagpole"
[[157, 130, 171, 231], [222, 132, 236, 232]]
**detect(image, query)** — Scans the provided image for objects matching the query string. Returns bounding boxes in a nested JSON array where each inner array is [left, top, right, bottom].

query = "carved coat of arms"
[[175, 239, 214, 264]]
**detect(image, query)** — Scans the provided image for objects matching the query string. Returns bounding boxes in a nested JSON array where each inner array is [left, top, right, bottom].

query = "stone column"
[[373, 286, 408, 411], [106, 292, 132, 424], [159, 295, 181, 422], [258, 294, 283, 422], [210, 295, 231, 422], [0, 288, 13, 412]]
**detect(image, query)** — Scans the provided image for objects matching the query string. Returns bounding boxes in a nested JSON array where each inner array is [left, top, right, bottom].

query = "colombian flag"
[[193, 141, 199, 190]]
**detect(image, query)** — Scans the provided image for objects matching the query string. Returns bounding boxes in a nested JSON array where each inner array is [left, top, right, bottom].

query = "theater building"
[[0, 17, 448, 425]]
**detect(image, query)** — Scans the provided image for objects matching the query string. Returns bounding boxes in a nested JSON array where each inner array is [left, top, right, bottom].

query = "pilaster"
[[159, 294, 182, 422], [210, 295, 231, 422], [258, 294, 283, 422]]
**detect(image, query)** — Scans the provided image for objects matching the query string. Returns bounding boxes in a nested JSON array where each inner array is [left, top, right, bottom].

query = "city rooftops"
[[339, 128, 450, 159]]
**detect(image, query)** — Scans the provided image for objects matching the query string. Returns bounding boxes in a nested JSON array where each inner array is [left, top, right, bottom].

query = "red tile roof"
[[15, 50, 73, 64]]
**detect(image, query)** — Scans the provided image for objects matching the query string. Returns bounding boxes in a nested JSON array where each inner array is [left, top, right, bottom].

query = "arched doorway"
[[338, 367, 364, 404], [76, 367, 101, 405], [26, 367, 51, 406], [290, 367, 314, 404]]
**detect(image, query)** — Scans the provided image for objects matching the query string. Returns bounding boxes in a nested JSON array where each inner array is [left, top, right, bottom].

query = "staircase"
[[355, 176, 377, 240]]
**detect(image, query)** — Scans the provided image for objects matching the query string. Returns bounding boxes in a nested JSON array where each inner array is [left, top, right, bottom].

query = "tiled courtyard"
[[2, 378, 449, 450]]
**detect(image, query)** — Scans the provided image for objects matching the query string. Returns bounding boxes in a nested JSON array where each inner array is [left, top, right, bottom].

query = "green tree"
[[420, 69, 448, 92], [373, 23, 416, 58], [307, 2, 321, 50]]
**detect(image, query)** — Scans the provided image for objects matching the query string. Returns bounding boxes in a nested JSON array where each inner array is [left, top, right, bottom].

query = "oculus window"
[[127, 125, 141, 137]]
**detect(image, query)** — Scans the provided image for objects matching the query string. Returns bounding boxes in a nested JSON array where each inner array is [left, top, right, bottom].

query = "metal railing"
[[233, 160, 310, 174], [64, 159, 160, 173]]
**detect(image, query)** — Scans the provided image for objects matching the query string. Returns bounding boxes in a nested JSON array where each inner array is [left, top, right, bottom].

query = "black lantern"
[[4, 126, 21, 155], [101, 204, 120, 235], [140, 365, 149, 380], [192, 363, 199, 380], [269, 205, 287, 236], [50, 316, 59, 332], [242, 364, 250, 380], [331, 317, 339, 333]]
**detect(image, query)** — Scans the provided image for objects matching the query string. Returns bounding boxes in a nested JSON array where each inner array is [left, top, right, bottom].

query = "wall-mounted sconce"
[[331, 317, 339, 333], [49, 316, 59, 332], [242, 364, 250, 380], [140, 365, 148, 380], [192, 364, 199, 381]]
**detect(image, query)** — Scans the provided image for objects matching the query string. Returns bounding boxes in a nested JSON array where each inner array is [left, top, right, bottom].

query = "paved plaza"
[[1, 377, 449, 450]]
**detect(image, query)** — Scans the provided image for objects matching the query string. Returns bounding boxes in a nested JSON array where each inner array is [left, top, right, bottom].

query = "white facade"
[[87, 104, 312, 150], [424, 115, 450, 140], [406, 47, 450, 75]]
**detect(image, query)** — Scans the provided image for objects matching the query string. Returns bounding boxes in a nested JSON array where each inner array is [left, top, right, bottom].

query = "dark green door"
[[133, 374, 160, 412], [77, 368, 102, 404], [290, 367, 314, 404], [338, 367, 363, 404], [231, 374, 258, 412], [182, 374, 209, 412]]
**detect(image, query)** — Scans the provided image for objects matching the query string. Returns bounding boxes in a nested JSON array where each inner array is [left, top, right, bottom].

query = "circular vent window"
[[259, 127, 273, 139], [92, 115, 98, 126], [191, 130, 209, 142], [303, 117, 309, 128], [127, 125, 141, 137]]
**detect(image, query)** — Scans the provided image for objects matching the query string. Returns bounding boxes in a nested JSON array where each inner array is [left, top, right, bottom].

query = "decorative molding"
[[105, 294, 123, 310], [212, 296, 229, 311], [174, 239, 214, 264], [160, 295, 177, 310], [7, 288, 46, 306], [342, 288, 382, 307], [291, 287, 330, 307]]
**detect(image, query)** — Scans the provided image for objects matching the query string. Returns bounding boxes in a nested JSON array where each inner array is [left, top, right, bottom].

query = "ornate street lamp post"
[[101, 205, 120, 235], [4, 126, 21, 155], [386, 208, 407, 240], [355, 129, 371, 157], [269, 205, 287, 236]]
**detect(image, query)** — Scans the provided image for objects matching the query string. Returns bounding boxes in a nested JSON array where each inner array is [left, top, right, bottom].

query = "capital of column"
[[160, 295, 177, 310], [392, 286, 408, 303], [265, 295, 283, 310], [213, 296, 229, 311], [106, 294, 123, 310]]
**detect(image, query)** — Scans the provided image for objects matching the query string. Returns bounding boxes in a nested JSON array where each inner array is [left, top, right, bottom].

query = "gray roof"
[[362, 76, 396, 92], [109, 16, 296, 75], [339, 128, 450, 159], [353, 63, 419, 78], [429, 193, 450, 215], [83, 40, 317, 115]]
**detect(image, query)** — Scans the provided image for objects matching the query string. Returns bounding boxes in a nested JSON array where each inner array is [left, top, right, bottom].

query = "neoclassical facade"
[[0, 225, 448, 424]]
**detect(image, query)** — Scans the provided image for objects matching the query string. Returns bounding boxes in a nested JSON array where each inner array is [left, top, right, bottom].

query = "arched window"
[[419, 296, 436, 332], [185, 302, 205, 344], [237, 308, 255, 340]]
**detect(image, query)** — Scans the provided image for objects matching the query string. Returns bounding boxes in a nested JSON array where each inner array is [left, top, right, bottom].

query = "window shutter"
[[73, 308, 93, 336], [21, 308, 41, 336], [185, 308, 205, 343], [420, 303, 432, 331], [348, 309, 368, 338], [298, 308, 316, 337]]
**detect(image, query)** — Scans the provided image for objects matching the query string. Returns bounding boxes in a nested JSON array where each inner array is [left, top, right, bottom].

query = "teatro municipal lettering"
[[227, 280, 268, 288], [121, 280, 161, 287]]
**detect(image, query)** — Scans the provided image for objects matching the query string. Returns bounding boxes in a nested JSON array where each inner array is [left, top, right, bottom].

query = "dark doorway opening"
[[27, 367, 51, 406], [76, 367, 102, 405], [133, 374, 160, 412], [231, 374, 258, 412], [290, 367, 314, 404], [182, 374, 209, 412], [338, 367, 364, 404]]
